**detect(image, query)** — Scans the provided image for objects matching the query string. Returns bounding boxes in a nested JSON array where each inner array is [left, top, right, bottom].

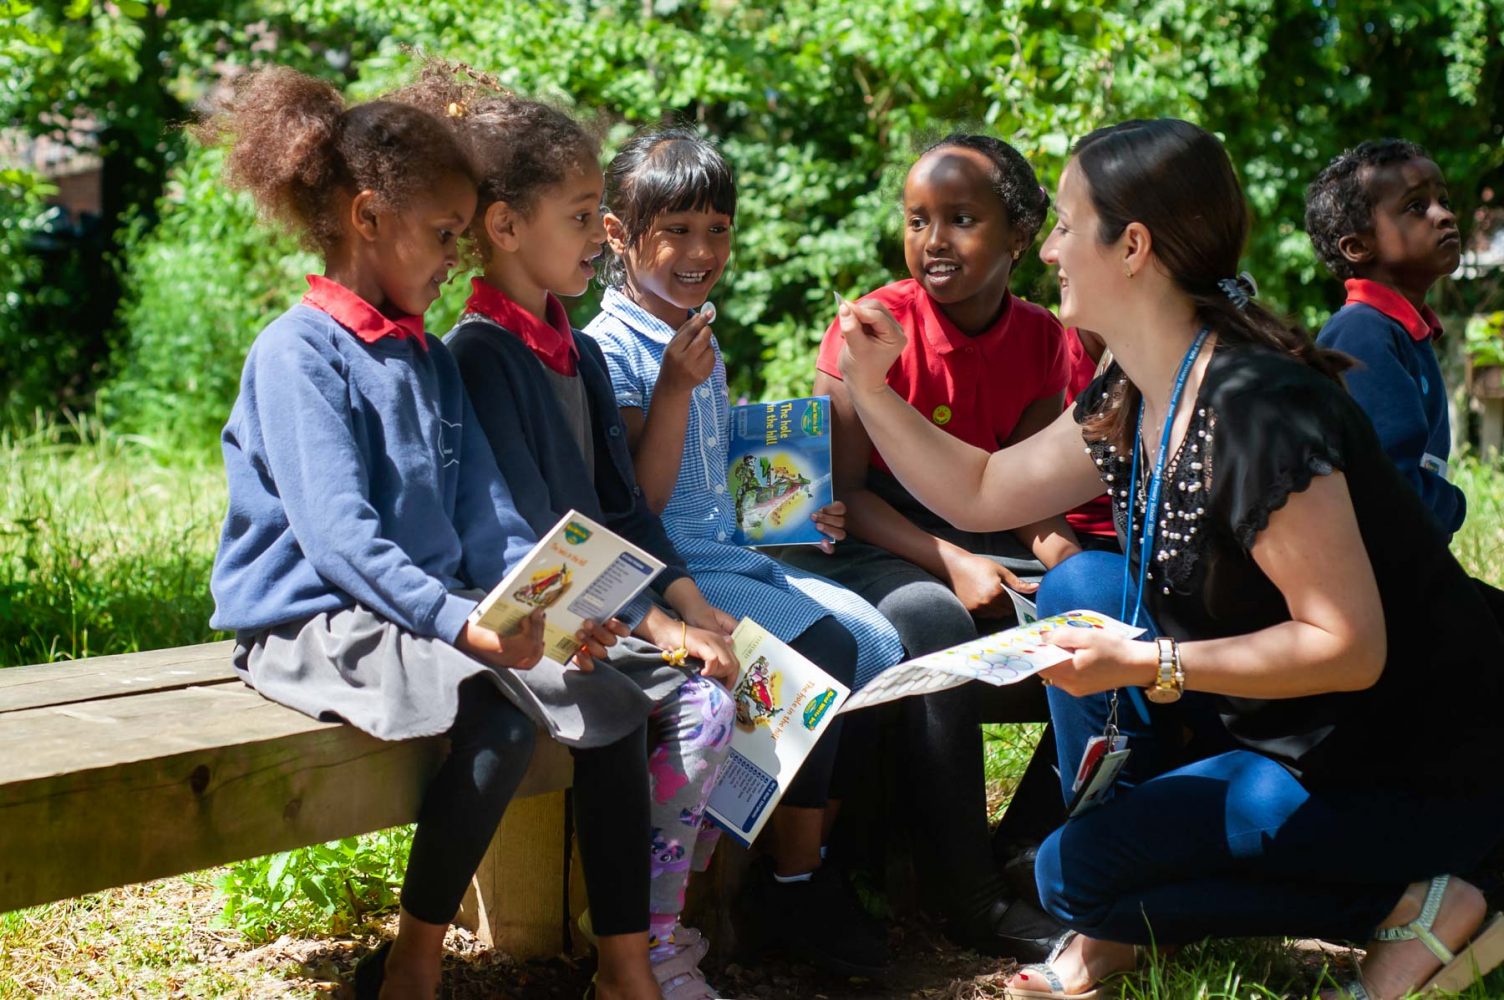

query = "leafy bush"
[[217, 828, 413, 942]]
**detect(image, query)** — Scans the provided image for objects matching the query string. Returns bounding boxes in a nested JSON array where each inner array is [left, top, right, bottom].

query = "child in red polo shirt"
[[1062, 328, 1118, 549], [1306, 139, 1466, 538], [783, 134, 1076, 960]]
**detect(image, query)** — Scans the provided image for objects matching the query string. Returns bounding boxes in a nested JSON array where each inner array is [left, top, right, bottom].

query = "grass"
[[2, 424, 1504, 996]]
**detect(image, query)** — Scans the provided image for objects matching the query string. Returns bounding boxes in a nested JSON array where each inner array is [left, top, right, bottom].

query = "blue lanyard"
[[1119, 326, 1210, 629]]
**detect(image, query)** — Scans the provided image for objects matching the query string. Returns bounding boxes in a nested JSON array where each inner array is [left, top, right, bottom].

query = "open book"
[[467, 510, 665, 664], [705, 618, 848, 846], [839, 610, 1144, 713], [726, 395, 833, 547]]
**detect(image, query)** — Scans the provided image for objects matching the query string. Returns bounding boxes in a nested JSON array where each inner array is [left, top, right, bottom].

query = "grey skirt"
[[233, 595, 694, 748]]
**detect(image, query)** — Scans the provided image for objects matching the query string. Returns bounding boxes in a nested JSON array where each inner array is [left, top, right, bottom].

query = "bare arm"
[[1003, 391, 1082, 568], [1045, 471, 1387, 699], [620, 310, 717, 514], [837, 297, 1102, 532]]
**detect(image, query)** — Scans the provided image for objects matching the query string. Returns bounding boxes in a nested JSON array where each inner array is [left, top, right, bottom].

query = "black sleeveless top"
[[1074, 344, 1504, 790]]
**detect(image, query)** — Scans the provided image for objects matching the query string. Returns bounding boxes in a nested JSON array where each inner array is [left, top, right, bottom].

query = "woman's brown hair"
[[1071, 119, 1349, 449], [195, 65, 477, 254]]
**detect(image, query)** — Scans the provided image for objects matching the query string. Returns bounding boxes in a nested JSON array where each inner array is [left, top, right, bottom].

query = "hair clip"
[[1217, 271, 1258, 311], [446, 101, 468, 119]]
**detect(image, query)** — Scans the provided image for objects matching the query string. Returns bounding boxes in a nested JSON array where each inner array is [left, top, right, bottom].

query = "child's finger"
[[571, 648, 598, 672]]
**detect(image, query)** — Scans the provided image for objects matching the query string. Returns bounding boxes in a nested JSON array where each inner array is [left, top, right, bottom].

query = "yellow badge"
[[931, 404, 953, 426]]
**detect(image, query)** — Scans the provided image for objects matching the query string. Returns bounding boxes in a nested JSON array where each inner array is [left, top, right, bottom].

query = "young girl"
[[393, 65, 740, 1000], [784, 134, 1077, 960], [204, 68, 653, 1000], [584, 127, 905, 977]]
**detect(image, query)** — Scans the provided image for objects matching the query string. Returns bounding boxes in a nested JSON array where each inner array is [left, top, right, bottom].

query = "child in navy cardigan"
[[1306, 138, 1466, 538], [394, 66, 740, 1000], [203, 68, 644, 1000]]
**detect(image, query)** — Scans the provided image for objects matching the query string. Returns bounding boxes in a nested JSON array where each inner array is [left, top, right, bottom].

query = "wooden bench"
[[0, 641, 585, 958]]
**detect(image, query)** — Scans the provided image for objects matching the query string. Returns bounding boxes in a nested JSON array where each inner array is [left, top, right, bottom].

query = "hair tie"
[[1217, 271, 1258, 311], [446, 101, 468, 118]]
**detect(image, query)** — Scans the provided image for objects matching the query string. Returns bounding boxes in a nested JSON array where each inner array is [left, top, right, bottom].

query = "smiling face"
[[1039, 161, 1125, 333], [1355, 157, 1461, 287], [902, 147, 1024, 334], [614, 207, 733, 327], [503, 158, 608, 299], [367, 169, 477, 317]]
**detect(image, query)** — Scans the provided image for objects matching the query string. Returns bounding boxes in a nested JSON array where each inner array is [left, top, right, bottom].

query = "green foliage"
[[1465, 312, 1504, 368], [0, 171, 52, 423], [105, 146, 318, 452], [217, 828, 412, 942], [0, 415, 224, 666]]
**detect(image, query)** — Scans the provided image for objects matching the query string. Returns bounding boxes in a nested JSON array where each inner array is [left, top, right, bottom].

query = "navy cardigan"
[[445, 316, 690, 598]]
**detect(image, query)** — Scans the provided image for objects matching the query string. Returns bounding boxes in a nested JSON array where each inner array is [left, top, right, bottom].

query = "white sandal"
[[1000, 932, 1103, 999], [1339, 874, 1504, 998]]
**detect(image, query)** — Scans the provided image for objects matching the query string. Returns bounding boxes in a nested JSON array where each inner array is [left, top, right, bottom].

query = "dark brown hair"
[[1305, 138, 1432, 280], [601, 126, 737, 287], [388, 61, 599, 257], [195, 65, 477, 253], [1071, 119, 1350, 448]]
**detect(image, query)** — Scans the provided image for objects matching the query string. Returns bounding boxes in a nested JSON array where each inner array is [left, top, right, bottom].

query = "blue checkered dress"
[[584, 288, 903, 689]]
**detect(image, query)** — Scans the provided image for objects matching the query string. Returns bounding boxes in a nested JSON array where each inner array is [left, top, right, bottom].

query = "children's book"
[[839, 610, 1144, 713], [467, 510, 665, 664], [705, 618, 849, 846], [726, 395, 832, 547]]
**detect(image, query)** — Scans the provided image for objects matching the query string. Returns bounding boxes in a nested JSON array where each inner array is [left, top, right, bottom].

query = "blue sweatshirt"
[[210, 293, 538, 641], [1315, 277, 1465, 538]]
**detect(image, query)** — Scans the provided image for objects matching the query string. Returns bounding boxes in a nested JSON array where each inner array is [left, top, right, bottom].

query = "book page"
[[467, 510, 665, 663], [705, 618, 849, 846], [839, 610, 1145, 713], [726, 396, 833, 547]]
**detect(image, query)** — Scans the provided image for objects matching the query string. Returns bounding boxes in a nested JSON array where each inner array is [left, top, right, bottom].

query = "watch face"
[[1145, 685, 1182, 704]]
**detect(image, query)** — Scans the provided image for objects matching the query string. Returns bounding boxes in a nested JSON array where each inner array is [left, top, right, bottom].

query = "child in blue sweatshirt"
[[205, 67, 658, 1000], [1306, 138, 1466, 537]]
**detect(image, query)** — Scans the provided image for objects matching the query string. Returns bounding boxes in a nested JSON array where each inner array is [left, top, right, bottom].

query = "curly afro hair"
[[1305, 138, 1432, 279], [195, 65, 478, 254]]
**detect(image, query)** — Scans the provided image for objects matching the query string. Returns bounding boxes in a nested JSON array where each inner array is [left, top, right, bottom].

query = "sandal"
[[1000, 933, 1103, 999], [653, 925, 723, 1000], [1338, 874, 1504, 998]]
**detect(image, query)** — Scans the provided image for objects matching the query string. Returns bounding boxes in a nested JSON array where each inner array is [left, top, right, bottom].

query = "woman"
[[833, 118, 1504, 1000]]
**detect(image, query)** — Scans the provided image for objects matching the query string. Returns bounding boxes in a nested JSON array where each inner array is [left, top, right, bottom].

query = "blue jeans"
[[1030, 551, 1504, 945]]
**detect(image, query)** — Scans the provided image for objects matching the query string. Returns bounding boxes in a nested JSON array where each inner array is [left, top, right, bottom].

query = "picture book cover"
[[839, 610, 1145, 713], [726, 395, 832, 547], [468, 510, 665, 664], [705, 618, 849, 846]]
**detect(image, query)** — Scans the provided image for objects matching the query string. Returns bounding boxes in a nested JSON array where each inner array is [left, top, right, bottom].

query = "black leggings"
[[399, 676, 650, 935], [781, 615, 859, 809]]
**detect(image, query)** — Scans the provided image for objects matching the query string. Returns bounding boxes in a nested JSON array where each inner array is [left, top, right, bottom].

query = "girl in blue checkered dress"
[[584, 127, 904, 977]]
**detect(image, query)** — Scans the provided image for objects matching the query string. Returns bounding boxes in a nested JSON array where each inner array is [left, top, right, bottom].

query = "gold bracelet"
[[662, 620, 690, 667]]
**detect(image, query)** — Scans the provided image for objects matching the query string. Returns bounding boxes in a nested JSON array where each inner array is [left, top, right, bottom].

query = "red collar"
[[301, 275, 428, 351], [1343, 278, 1443, 342], [465, 278, 579, 376], [916, 285, 1015, 355]]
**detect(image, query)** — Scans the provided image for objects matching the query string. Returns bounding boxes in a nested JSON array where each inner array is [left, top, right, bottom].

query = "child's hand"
[[682, 603, 740, 637], [658, 310, 716, 394], [458, 609, 546, 670], [944, 552, 1038, 619], [811, 501, 846, 554], [570, 617, 631, 671], [684, 625, 740, 686], [835, 296, 907, 394]]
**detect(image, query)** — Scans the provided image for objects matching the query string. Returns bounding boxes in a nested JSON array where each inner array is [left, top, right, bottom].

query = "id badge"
[[1072, 734, 1114, 793]]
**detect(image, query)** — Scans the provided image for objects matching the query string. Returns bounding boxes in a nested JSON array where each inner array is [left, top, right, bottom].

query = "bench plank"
[[0, 641, 237, 713]]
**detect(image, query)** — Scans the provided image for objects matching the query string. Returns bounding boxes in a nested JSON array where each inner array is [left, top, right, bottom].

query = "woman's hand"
[[457, 609, 546, 670], [569, 617, 631, 672], [810, 501, 847, 554], [684, 625, 740, 686], [943, 551, 1038, 618], [658, 310, 716, 395], [1039, 630, 1157, 697], [835, 297, 907, 395]]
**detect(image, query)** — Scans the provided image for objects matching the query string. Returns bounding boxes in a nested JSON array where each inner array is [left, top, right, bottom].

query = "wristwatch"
[[1145, 636, 1184, 704]]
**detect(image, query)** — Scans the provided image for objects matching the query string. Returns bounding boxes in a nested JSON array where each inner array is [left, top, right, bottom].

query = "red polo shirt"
[[301, 274, 427, 350], [1062, 330, 1116, 539], [465, 278, 579, 376], [1343, 278, 1443, 341], [817, 278, 1070, 475]]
